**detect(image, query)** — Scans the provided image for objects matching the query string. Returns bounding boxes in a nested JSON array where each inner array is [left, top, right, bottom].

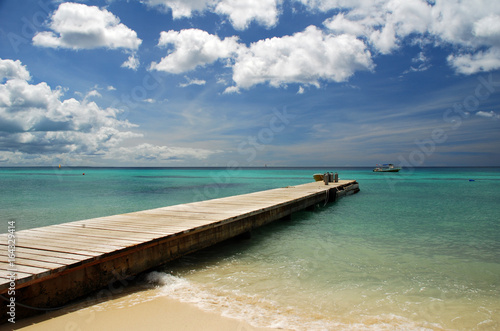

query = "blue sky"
[[1, 0, 499, 167]]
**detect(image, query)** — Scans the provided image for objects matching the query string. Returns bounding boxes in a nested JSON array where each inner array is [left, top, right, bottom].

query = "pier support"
[[305, 205, 316, 211], [237, 231, 252, 240]]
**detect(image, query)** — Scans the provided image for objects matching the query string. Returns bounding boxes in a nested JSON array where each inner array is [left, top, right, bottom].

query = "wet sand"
[[6, 288, 279, 331]]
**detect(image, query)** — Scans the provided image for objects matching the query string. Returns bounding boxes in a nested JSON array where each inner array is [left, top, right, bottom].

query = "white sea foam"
[[144, 271, 435, 331]]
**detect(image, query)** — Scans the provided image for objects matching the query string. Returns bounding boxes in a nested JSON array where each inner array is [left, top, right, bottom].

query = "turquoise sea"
[[1, 167, 499, 330]]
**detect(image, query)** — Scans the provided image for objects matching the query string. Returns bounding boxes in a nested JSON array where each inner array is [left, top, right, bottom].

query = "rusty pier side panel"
[[0, 180, 359, 323]]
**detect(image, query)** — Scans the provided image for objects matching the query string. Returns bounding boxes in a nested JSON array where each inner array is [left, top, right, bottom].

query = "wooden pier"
[[0, 180, 359, 322]]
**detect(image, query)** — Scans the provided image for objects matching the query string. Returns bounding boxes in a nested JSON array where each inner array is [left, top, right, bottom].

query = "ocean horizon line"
[[1, 165, 499, 169]]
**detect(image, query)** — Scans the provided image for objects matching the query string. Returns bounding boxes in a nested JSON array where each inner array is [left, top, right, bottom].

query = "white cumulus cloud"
[[448, 47, 500, 75], [322, 0, 433, 54], [222, 85, 240, 94], [149, 29, 240, 74], [32, 2, 142, 50], [0, 58, 218, 165], [143, 0, 500, 76], [149, 26, 373, 90], [472, 14, 500, 42], [142, 0, 281, 30], [142, 0, 500, 75], [215, 0, 281, 30], [0, 59, 31, 81], [0, 58, 139, 156], [141, 0, 215, 19], [317, 0, 500, 74], [231, 25, 374, 89], [179, 76, 207, 87], [122, 54, 140, 70]]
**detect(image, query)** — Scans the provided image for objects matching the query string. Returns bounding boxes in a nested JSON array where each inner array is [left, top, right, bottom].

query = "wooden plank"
[[15, 241, 122, 255], [92, 220, 201, 229], [32, 227, 147, 244], [18, 228, 141, 247], [155, 203, 242, 213], [0, 270, 32, 280], [10, 241, 105, 257], [109, 211, 230, 221], [93, 216, 210, 227], [93, 217, 191, 227], [16, 228, 133, 246], [58, 223, 175, 236], [0, 244, 93, 260], [138, 209, 208, 220], [91, 222, 193, 232], [0, 250, 82, 266], [133, 217, 215, 227], [54, 224, 161, 241], [0, 262, 48, 275], [19, 228, 120, 243], [122, 211, 217, 219], [93, 220, 216, 231], [70, 224, 179, 236], [15, 233, 127, 253], [0, 256, 65, 269], [182, 201, 271, 211]]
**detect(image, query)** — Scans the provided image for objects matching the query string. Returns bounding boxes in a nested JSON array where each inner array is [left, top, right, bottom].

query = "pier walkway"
[[0, 180, 359, 322]]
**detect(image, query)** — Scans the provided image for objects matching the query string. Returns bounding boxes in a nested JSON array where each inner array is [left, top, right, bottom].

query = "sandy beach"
[[5, 287, 279, 331]]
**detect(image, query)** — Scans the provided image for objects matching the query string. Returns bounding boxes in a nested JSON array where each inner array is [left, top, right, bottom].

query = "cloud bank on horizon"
[[0, 58, 219, 164], [1, 0, 500, 166]]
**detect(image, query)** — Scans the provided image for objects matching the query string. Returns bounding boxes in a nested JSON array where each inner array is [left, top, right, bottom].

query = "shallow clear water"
[[1, 167, 499, 329]]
